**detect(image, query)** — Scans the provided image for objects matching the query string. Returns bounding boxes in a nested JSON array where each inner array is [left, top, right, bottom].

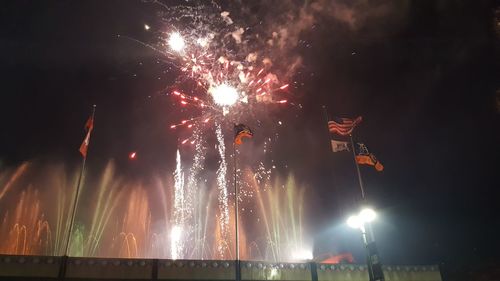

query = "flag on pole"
[[328, 116, 362, 136], [331, 140, 349, 152], [79, 115, 94, 158], [234, 124, 253, 145], [355, 143, 384, 171]]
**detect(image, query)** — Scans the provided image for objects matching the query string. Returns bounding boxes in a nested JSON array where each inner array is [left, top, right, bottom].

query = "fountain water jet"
[[0, 160, 310, 261]]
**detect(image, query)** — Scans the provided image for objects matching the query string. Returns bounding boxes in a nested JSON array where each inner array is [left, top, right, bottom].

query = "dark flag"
[[328, 116, 362, 136], [355, 143, 384, 171], [79, 115, 94, 158], [234, 124, 253, 145]]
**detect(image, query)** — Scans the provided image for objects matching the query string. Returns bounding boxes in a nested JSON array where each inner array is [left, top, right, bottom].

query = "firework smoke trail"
[[172, 149, 184, 259], [215, 121, 230, 257]]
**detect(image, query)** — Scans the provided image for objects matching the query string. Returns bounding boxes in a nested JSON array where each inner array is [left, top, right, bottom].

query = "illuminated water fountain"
[[0, 163, 78, 256], [0, 158, 310, 261]]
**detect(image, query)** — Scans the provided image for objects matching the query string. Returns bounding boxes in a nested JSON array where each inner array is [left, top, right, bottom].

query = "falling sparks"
[[215, 122, 230, 257], [173, 150, 185, 258], [171, 225, 183, 260]]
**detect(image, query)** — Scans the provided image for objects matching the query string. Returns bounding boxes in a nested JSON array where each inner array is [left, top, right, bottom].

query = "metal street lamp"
[[347, 208, 375, 246], [347, 208, 384, 281]]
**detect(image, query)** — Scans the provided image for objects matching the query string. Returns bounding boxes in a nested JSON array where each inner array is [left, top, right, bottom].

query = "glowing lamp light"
[[359, 208, 376, 223], [347, 215, 363, 229], [209, 83, 239, 106], [347, 208, 377, 229], [168, 32, 185, 52]]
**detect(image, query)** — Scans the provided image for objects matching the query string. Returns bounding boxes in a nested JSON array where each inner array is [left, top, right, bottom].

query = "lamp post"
[[347, 208, 384, 281]]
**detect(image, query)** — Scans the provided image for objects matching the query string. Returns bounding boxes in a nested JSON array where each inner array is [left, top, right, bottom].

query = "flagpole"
[[63, 104, 96, 256], [323, 107, 380, 280], [233, 139, 241, 281], [321, 105, 349, 215], [349, 135, 366, 200], [322, 106, 366, 200]]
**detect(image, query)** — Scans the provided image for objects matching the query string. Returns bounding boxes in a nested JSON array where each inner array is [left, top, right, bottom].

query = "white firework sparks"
[[168, 32, 185, 52], [131, 1, 299, 260], [172, 149, 185, 258], [209, 83, 239, 107], [215, 121, 230, 257], [170, 225, 183, 260]]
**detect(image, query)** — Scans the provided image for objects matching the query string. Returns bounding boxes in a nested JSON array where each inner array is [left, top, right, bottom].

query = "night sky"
[[0, 0, 498, 279]]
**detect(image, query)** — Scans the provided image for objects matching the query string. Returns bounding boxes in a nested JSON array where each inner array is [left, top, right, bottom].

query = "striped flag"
[[79, 115, 94, 158], [328, 116, 362, 136]]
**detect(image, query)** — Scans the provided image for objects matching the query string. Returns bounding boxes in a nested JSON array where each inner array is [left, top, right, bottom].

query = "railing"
[[0, 255, 441, 281]]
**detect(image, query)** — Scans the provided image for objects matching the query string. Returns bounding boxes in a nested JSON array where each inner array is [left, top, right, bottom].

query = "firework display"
[[0, 2, 311, 261], [138, 2, 301, 259], [2, 0, 492, 276], [154, 5, 292, 138]]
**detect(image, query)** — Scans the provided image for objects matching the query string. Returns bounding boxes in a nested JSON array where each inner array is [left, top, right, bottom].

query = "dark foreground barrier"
[[0, 255, 442, 281]]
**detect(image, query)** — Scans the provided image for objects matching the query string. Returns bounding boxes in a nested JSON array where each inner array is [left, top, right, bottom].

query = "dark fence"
[[0, 255, 441, 281]]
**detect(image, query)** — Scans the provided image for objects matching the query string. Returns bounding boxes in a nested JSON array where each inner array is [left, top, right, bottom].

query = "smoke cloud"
[[250, 0, 410, 78]]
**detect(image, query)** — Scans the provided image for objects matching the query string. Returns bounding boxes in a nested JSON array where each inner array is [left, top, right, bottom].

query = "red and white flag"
[[79, 116, 94, 158], [328, 116, 362, 136]]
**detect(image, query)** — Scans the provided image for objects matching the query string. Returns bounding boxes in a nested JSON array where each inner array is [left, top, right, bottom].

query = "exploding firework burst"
[[124, 1, 301, 259], [130, 2, 294, 137]]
